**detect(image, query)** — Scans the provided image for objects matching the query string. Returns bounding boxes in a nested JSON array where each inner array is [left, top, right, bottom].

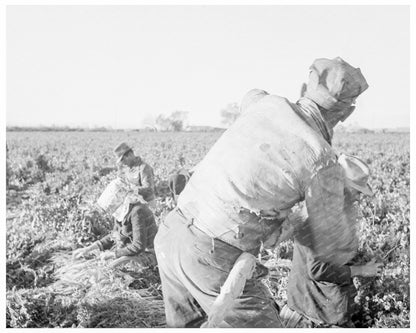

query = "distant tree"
[[220, 103, 241, 127], [155, 111, 189, 131], [170, 111, 188, 131], [155, 114, 171, 131]]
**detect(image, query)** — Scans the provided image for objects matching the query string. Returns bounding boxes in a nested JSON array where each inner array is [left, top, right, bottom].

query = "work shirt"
[[96, 203, 157, 258], [112, 160, 156, 222], [123, 161, 156, 203], [287, 239, 354, 325], [177, 89, 358, 265]]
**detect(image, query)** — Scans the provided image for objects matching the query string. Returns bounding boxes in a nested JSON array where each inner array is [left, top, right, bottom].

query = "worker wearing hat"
[[154, 57, 369, 327], [113, 142, 156, 204], [73, 143, 157, 265], [280, 154, 383, 328]]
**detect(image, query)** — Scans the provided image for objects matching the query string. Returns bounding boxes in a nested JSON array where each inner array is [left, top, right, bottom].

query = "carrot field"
[[5, 131, 410, 328]]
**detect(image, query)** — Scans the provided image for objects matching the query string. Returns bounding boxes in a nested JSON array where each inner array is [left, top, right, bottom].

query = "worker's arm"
[[303, 162, 358, 266], [136, 164, 155, 199], [306, 253, 382, 284], [305, 251, 352, 285], [95, 225, 117, 251]]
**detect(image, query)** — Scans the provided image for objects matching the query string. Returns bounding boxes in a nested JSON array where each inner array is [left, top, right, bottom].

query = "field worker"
[[114, 142, 157, 210], [72, 143, 158, 266], [168, 167, 194, 204], [154, 57, 369, 328], [280, 154, 383, 328]]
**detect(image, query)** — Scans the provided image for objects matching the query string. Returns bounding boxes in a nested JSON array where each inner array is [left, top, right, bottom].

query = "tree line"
[[7, 103, 242, 132]]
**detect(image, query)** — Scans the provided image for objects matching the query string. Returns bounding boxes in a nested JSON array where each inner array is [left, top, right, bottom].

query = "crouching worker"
[[72, 202, 158, 268], [154, 57, 369, 328], [72, 142, 158, 269], [167, 167, 197, 206], [280, 154, 383, 328], [168, 168, 192, 203]]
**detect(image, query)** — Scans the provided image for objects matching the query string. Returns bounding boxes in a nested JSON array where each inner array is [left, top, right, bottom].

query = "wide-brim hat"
[[338, 153, 373, 196], [114, 142, 133, 163], [346, 178, 373, 197]]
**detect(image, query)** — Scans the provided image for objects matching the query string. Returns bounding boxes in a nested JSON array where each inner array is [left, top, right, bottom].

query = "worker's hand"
[[72, 247, 90, 260], [100, 251, 116, 261], [351, 258, 383, 277], [360, 258, 383, 276], [72, 243, 99, 260]]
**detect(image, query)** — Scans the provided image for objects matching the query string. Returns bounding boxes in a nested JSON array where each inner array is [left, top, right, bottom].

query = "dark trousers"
[[154, 209, 282, 328]]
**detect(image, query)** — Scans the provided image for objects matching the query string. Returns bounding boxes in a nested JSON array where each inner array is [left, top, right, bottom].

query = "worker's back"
[[178, 90, 337, 252]]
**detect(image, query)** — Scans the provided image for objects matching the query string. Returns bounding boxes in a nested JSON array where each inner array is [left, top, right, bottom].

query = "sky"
[[6, 5, 410, 129]]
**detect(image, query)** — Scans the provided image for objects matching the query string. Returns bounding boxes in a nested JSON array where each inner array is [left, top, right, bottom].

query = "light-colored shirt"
[[121, 161, 156, 203], [112, 161, 156, 221], [178, 89, 358, 265]]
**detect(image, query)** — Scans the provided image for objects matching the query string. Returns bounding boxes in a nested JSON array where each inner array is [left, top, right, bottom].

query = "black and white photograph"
[[3, 2, 413, 329]]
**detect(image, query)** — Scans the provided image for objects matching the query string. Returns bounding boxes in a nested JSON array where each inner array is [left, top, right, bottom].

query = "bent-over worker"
[[154, 57, 369, 327]]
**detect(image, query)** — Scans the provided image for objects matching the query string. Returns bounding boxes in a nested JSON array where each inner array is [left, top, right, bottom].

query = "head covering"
[[114, 142, 133, 163], [338, 153, 373, 196], [305, 57, 369, 115]]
